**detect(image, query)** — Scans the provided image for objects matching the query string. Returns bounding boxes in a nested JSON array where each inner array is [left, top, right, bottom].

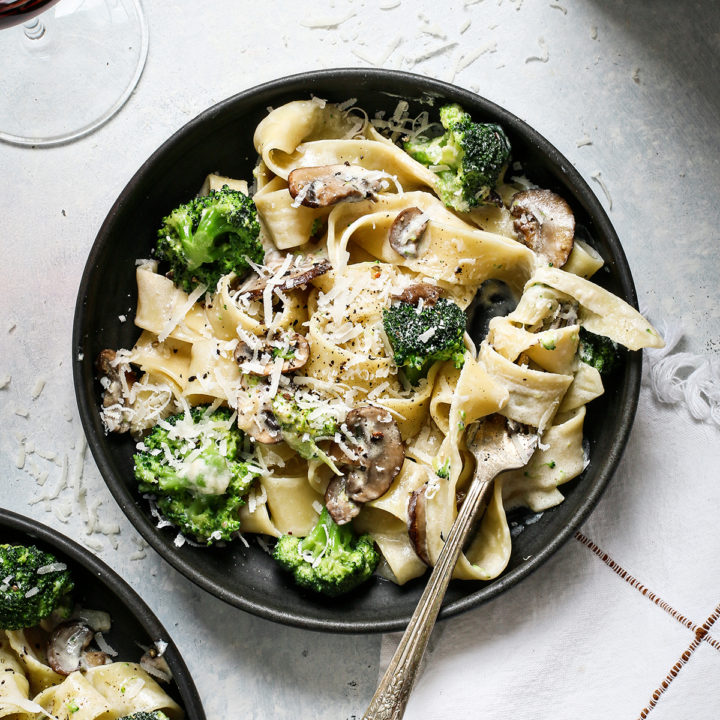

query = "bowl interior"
[[0, 509, 205, 719], [73, 69, 640, 633]]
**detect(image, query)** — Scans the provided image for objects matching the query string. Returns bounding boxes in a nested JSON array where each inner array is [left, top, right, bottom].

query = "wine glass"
[[0, 0, 148, 147]]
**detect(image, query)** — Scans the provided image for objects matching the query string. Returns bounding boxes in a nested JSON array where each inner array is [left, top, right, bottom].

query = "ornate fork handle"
[[362, 465, 498, 720]]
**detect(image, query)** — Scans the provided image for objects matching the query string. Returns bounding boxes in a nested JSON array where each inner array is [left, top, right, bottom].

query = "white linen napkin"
[[378, 328, 720, 718]]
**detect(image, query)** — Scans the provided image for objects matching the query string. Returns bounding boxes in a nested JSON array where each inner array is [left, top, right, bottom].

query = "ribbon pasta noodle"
[[98, 98, 663, 592], [0, 630, 182, 720]]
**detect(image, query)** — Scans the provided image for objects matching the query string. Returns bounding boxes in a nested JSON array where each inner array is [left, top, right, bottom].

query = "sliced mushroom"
[[233, 336, 262, 367], [96, 349, 137, 433], [407, 485, 430, 565], [393, 283, 442, 307], [140, 647, 173, 683], [485, 189, 503, 207], [268, 332, 310, 372], [47, 621, 96, 675], [236, 257, 332, 299], [543, 300, 579, 330], [325, 476, 361, 526], [81, 651, 111, 670], [389, 207, 429, 258], [234, 331, 310, 375], [288, 164, 391, 208], [236, 378, 283, 445], [343, 407, 404, 504], [325, 441, 353, 467], [249, 408, 283, 445], [510, 189, 575, 268], [71, 607, 112, 632]]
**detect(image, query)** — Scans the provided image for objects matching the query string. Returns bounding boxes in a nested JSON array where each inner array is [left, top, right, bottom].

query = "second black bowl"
[[0, 509, 206, 719]]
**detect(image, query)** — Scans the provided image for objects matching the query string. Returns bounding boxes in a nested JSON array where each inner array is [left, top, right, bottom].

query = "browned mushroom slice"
[[288, 165, 391, 208], [234, 332, 310, 375], [46, 621, 95, 675], [543, 300, 579, 331], [407, 485, 430, 565], [343, 406, 404, 503], [269, 332, 310, 372], [510, 189, 575, 268], [325, 476, 361, 526], [326, 441, 352, 466], [140, 647, 173, 683], [389, 207, 429, 258], [233, 336, 264, 368], [249, 408, 283, 445], [237, 257, 332, 300], [393, 283, 442, 307], [96, 349, 137, 433], [485, 189, 503, 207], [236, 377, 283, 445], [81, 651, 111, 670]]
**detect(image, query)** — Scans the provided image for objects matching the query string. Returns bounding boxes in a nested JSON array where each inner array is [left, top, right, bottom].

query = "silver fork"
[[362, 414, 538, 720]]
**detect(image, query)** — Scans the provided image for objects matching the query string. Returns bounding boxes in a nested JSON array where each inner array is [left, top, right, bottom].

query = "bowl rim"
[[0, 508, 207, 719], [73, 67, 641, 633]]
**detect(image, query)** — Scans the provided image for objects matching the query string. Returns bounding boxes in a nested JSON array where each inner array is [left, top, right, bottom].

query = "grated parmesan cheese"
[[31, 378, 46, 399], [417, 327, 436, 343], [591, 171, 613, 210], [158, 283, 207, 342], [525, 37, 550, 64], [407, 41, 458, 66], [122, 677, 146, 699], [95, 632, 118, 657], [256, 536, 272, 555], [300, 11, 355, 28]]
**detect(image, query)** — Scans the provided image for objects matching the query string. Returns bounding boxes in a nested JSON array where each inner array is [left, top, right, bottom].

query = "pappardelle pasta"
[[97, 97, 663, 595]]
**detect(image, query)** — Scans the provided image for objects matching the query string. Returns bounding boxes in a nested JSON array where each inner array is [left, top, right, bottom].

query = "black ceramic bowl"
[[0, 509, 206, 718], [73, 69, 640, 633]]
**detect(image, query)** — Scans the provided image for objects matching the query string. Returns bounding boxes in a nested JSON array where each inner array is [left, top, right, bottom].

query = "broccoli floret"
[[0, 545, 73, 630], [118, 713, 170, 720], [383, 298, 467, 385], [404, 104, 511, 212], [578, 327, 620, 376], [271, 392, 340, 473], [273, 508, 379, 597], [156, 185, 264, 294], [134, 406, 259, 545]]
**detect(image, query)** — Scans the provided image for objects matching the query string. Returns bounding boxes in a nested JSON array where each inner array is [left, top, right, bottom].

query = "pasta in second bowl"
[[74, 69, 646, 632]]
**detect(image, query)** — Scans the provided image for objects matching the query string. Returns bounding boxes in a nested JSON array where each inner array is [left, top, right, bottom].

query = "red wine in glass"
[[0, 0, 62, 31]]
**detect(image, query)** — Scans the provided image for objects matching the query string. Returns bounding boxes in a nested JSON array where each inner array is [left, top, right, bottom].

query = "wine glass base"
[[0, 0, 148, 147]]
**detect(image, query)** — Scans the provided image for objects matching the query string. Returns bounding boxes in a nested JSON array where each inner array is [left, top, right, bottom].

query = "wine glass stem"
[[24, 18, 46, 40]]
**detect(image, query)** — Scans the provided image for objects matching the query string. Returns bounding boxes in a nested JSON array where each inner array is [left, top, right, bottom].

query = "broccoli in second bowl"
[[0, 544, 73, 630]]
